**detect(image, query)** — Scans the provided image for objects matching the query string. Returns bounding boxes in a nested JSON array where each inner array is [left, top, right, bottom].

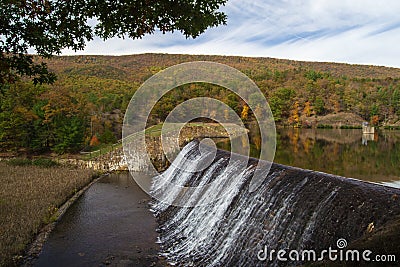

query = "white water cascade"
[[150, 141, 400, 266]]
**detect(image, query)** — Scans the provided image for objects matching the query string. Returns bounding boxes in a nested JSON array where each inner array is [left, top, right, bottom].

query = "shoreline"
[[0, 162, 98, 266], [22, 173, 105, 266], [31, 172, 165, 266]]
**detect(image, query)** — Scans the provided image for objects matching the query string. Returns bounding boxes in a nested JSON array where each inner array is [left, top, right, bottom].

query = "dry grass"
[[0, 162, 96, 266]]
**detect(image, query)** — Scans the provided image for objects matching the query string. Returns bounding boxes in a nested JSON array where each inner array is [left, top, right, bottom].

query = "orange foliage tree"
[[371, 115, 379, 126], [289, 101, 300, 126], [90, 135, 100, 147]]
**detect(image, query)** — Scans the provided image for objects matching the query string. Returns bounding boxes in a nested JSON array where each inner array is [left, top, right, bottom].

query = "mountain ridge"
[[43, 53, 400, 80]]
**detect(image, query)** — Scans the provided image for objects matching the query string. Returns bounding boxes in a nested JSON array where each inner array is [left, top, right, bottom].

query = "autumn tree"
[[224, 109, 230, 120], [0, 0, 227, 85], [371, 115, 379, 126], [303, 101, 312, 117], [333, 100, 341, 113], [0, 80, 88, 153], [288, 101, 300, 126], [241, 104, 249, 121], [90, 135, 100, 147]]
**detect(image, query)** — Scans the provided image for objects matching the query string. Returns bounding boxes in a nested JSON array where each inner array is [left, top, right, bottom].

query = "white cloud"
[[62, 0, 400, 68]]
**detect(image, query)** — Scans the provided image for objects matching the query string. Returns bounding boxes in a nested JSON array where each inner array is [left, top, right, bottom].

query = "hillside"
[[44, 53, 400, 80], [2, 53, 400, 153]]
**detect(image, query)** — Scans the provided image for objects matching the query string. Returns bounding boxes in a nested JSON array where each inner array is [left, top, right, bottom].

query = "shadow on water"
[[34, 172, 163, 267]]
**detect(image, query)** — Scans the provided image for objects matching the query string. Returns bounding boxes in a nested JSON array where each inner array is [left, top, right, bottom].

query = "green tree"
[[99, 127, 117, 144], [225, 93, 240, 113], [305, 70, 323, 82], [370, 104, 379, 117], [29, 100, 51, 152], [393, 88, 400, 116], [53, 116, 86, 154], [268, 88, 296, 121], [314, 96, 325, 115], [0, 82, 43, 149], [269, 96, 283, 122], [0, 0, 227, 85]]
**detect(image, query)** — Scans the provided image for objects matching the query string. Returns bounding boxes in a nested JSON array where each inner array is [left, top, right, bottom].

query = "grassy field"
[[0, 161, 96, 266]]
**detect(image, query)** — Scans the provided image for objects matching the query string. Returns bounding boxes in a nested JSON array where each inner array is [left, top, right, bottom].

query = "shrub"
[[6, 158, 59, 167], [384, 126, 400, 130], [340, 125, 362, 129], [32, 158, 59, 167], [6, 158, 32, 166], [316, 124, 333, 129]]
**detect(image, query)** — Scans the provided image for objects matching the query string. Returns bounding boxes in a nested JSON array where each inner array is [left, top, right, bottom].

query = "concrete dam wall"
[[150, 141, 400, 266]]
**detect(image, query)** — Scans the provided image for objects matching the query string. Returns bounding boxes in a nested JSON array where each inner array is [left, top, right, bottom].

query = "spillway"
[[150, 141, 400, 266]]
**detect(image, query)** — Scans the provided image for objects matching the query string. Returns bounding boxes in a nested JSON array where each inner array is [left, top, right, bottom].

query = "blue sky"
[[62, 0, 400, 68]]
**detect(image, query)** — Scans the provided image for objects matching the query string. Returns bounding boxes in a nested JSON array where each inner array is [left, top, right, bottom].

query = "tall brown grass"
[[0, 162, 96, 266]]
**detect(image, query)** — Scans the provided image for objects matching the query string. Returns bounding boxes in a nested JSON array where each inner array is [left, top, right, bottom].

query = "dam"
[[33, 139, 400, 266], [150, 140, 400, 266]]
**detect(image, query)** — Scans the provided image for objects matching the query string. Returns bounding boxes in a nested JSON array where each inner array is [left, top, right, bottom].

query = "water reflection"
[[217, 127, 400, 185], [362, 133, 376, 145]]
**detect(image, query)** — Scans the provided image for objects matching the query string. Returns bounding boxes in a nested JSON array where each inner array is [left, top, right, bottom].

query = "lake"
[[217, 127, 400, 188]]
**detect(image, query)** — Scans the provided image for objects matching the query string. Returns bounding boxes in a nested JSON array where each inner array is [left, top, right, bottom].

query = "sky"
[[62, 0, 400, 68]]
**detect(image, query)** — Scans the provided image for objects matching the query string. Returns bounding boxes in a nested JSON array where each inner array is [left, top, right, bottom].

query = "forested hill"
[[2, 53, 400, 154], [46, 53, 400, 82]]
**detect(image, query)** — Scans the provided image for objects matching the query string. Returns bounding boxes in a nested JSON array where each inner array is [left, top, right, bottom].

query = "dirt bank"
[[301, 112, 366, 127]]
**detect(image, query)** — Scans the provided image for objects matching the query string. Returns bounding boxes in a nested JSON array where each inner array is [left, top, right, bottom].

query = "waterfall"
[[150, 140, 400, 266]]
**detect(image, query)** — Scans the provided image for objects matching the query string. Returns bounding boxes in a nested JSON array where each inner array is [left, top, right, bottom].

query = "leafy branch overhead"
[[0, 0, 228, 85]]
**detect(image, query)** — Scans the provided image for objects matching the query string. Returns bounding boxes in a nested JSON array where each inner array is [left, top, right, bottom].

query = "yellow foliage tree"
[[303, 101, 312, 117], [241, 104, 249, 121], [289, 101, 300, 126], [333, 100, 341, 113], [224, 109, 230, 121]]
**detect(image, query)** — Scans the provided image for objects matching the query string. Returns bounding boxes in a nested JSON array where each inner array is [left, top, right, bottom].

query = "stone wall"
[[66, 124, 245, 172]]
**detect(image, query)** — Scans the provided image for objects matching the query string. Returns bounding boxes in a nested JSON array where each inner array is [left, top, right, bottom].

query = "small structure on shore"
[[362, 121, 375, 134], [362, 122, 375, 145]]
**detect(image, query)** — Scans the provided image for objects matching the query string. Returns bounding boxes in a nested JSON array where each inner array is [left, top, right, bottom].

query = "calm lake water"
[[217, 128, 400, 187]]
